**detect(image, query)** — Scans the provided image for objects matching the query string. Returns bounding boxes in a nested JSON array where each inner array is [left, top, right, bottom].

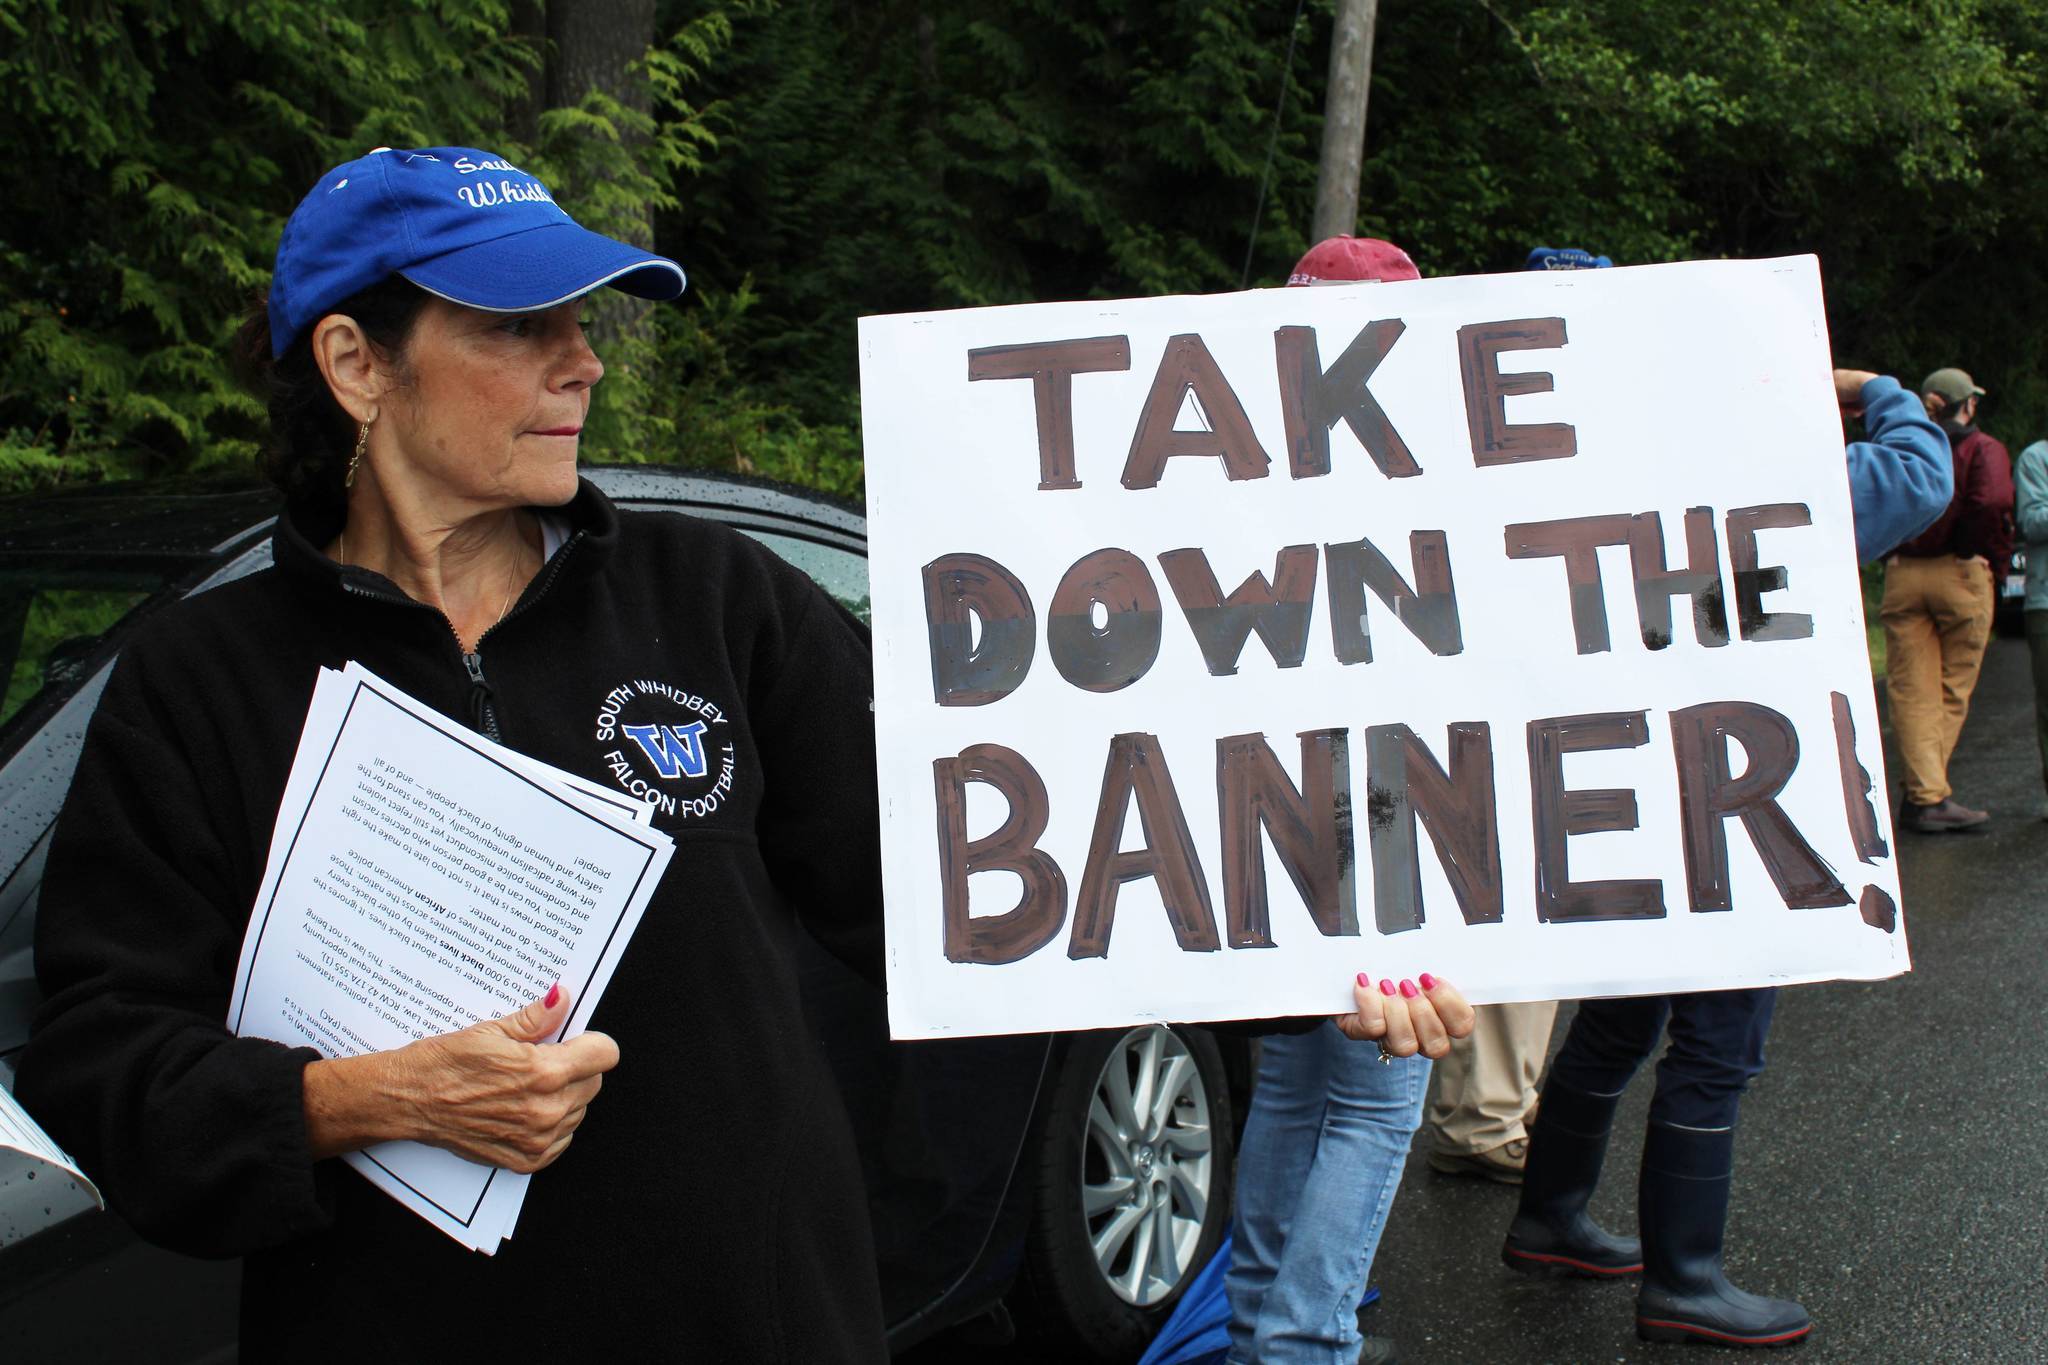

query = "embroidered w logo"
[[622, 721, 710, 780]]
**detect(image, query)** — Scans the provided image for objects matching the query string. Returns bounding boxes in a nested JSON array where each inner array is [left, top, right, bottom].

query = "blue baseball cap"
[[268, 146, 687, 356], [1524, 246, 1613, 271]]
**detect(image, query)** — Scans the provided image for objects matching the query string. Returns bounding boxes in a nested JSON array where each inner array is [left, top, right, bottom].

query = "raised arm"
[[1838, 372, 1952, 563]]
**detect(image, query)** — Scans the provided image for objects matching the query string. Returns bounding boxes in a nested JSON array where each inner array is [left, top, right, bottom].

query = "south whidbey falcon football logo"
[[594, 679, 739, 819]]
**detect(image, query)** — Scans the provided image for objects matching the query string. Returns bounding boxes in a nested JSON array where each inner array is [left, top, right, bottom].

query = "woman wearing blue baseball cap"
[[17, 149, 888, 1360]]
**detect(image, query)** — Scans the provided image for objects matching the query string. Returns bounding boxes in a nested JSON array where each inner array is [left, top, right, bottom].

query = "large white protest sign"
[[860, 256, 1906, 1040]]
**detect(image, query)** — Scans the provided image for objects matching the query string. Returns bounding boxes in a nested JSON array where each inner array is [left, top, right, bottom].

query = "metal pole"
[[1312, 0, 1378, 243]]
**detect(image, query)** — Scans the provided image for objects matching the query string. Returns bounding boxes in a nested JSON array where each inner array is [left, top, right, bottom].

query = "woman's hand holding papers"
[[304, 983, 620, 1173], [1333, 972, 1475, 1059]]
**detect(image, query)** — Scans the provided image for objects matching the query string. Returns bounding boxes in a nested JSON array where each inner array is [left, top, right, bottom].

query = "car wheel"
[[1016, 1023, 1235, 1361]]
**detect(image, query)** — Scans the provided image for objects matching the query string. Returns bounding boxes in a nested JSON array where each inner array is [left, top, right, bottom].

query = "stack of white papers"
[[0, 1085, 103, 1250], [229, 663, 673, 1253]]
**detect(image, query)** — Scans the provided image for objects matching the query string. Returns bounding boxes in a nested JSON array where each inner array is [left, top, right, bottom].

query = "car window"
[[737, 530, 872, 625], [0, 581, 160, 731]]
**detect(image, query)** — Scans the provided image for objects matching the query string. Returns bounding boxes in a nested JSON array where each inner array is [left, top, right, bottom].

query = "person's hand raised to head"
[[303, 983, 620, 1173], [1333, 972, 1475, 1059], [1833, 368, 1881, 417]]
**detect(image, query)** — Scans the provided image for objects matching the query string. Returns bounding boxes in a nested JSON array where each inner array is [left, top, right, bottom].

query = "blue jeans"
[[1224, 1022, 1430, 1364], [1548, 988, 1777, 1130]]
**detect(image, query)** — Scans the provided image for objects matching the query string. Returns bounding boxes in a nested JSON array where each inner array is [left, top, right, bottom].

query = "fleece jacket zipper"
[[335, 531, 585, 746]]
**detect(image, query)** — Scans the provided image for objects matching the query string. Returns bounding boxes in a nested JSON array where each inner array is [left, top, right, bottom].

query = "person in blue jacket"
[[1838, 367, 1957, 562], [2011, 434, 2048, 806], [1499, 365, 1950, 1348]]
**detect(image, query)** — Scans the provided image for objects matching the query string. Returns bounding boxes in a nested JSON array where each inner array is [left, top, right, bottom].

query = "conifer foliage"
[[0, 0, 724, 489], [671, 0, 2048, 476], [3, 1, 2045, 498]]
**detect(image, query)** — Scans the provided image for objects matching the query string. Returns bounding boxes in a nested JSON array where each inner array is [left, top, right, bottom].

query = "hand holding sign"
[[1334, 972, 1475, 1058]]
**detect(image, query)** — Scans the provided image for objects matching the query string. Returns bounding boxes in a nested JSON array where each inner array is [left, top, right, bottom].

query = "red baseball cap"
[[1286, 235, 1420, 286]]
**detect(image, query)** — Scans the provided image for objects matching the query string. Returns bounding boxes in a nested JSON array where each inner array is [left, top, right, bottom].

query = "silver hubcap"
[[1081, 1025, 1214, 1306]]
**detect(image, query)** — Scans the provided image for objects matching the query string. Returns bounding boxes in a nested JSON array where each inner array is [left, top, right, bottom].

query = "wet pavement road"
[[1365, 635, 2048, 1364], [919, 637, 2048, 1363]]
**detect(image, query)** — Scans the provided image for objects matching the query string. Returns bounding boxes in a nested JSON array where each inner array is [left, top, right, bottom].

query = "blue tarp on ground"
[[1135, 1233, 1233, 1365], [1135, 1235, 1381, 1365]]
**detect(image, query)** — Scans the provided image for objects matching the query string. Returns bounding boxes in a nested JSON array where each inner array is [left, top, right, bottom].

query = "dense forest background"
[[4, 0, 2044, 500]]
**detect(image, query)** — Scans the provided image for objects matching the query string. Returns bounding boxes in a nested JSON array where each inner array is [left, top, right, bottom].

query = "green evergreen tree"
[[4, 0, 2045, 500], [668, 0, 2048, 468], [0, 0, 727, 490]]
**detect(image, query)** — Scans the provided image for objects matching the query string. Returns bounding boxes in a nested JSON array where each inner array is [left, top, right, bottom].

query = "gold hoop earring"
[[346, 422, 369, 489]]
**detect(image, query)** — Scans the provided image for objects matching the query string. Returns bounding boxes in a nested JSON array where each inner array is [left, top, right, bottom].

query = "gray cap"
[[1920, 367, 1985, 404]]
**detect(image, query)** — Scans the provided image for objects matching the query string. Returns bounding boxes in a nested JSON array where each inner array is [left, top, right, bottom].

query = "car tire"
[[1014, 1024, 1235, 1362]]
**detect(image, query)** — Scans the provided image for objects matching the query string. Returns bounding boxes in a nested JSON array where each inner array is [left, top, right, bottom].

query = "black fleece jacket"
[[16, 480, 888, 1363]]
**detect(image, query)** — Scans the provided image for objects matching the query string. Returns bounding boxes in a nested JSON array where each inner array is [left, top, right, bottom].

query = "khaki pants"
[[1424, 1000, 1558, 1155], [1880, 555, 1995, 805]]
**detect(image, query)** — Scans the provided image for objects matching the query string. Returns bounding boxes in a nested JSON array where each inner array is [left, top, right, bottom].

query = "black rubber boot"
[[1635, 1122, 1811, 1347], [1501, 1078, 1643, 1277]]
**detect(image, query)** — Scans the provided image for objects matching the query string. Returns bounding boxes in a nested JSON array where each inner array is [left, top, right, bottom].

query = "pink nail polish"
[[1400, 979, 1419, 998], [1378, 979, 1395, 996], [1356, 972, 1371, 988], [1419, 972, 1438, 991], [544, 981, 561, 1009]]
